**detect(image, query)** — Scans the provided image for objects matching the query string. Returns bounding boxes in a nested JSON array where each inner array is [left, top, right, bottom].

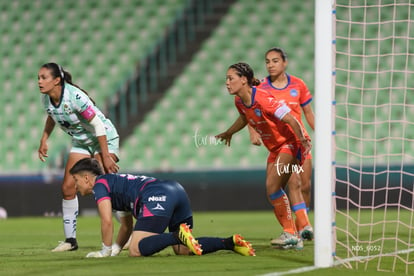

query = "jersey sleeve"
[[70, 87, 96, 120], [259, 92, 291, 120], [93, 178, 111, 204]]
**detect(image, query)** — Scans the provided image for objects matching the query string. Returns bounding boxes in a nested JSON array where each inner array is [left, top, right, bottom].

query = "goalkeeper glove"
[[86, 243, 112, 258]]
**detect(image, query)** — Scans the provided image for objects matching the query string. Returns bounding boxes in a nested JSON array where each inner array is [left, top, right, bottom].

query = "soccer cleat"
[[232, 234, 256, 256], [295, 238, 304, 250], [51, 238, 78, 252], [299, 225, 314, 241], [280, 235, 304, 250], [270, 232, 298, 247], [178, 223, 202, 256]]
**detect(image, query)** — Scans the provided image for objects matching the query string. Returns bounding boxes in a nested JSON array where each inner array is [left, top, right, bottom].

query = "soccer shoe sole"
[[233, 234, 256, 256], [51, 241, 78, 252], [270, 234, 298, 247], [178, 223, 202, 256]]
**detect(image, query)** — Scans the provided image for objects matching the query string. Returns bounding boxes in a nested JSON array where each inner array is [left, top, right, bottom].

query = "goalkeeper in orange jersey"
[[216, 62, 313, 249]]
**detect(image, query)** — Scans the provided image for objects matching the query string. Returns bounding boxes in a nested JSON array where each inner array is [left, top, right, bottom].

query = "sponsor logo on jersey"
[[254, 108, 262, 117], [152, 203, 165, 211], [148, 195, 167, 202], [282, 144, 294, 149], [290, 89, 298, 97]]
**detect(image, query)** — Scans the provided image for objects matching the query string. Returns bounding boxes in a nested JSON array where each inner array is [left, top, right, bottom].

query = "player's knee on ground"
[[128, 231, 160, 257], [129, 244, 141, 257], [172, 244, 191, 255], [128, 232, 145, 257]]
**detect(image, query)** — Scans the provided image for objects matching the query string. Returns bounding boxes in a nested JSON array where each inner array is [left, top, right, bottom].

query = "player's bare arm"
[[38, 116, 56, 161], [302, 104, 315, 130], [84, 198, 114, 258], [247, 124, 262, 146], [96, 135, 119, 173], [97, 199, 114, 247], [88, 114, 119, 173], [115, 213, 133, 248], [216, 115, 248, 146], [281, 113, 312, 155]]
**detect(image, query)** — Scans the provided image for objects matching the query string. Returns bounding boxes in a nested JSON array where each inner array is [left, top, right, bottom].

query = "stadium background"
[[1, 0, 407, 216]]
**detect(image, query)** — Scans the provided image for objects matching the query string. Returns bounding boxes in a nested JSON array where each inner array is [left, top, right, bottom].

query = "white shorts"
[[70, 137, 119, 160]]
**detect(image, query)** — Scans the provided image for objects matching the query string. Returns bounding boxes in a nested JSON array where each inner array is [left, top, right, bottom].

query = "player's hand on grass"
[[86, 243, 112, 258], [111, 243, 121, 256]]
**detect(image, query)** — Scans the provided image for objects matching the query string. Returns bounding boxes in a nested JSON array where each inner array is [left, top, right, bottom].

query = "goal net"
[[333, 0, 414, 273]]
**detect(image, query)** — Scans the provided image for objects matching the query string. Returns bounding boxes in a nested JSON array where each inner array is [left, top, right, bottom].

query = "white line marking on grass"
[[258, 266, 318, 276], [259, 247, 414, 276]]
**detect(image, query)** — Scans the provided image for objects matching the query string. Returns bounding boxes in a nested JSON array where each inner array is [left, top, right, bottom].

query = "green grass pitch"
[[0, 211, 411, 275]]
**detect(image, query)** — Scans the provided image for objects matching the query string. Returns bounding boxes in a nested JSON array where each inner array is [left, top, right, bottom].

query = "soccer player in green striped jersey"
[[37, 63, 120, 252]]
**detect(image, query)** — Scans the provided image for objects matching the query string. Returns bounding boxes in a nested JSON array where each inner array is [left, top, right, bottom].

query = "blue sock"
[[269, 189, 286, 201], [291, 202, 307, 212], [197, 237, 233, 255], [138, 233, 179, 256]]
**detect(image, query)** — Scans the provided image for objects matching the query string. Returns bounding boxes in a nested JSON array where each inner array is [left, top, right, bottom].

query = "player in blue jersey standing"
[[37, 63, 120, 252], [69, 158, 255, 257]]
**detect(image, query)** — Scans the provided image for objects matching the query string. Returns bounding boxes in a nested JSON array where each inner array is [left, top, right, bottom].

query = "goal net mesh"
[[334, 0, 414, 273]]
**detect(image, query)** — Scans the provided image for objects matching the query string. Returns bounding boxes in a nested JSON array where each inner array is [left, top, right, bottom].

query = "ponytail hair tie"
[[57, 64, 64, 79]]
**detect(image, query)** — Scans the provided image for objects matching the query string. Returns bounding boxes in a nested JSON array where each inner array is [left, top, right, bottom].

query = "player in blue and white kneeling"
[[70, 158, 255, 257]]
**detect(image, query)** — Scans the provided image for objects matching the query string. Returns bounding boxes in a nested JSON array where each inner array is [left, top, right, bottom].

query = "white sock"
[[62, 196, 79, 239]]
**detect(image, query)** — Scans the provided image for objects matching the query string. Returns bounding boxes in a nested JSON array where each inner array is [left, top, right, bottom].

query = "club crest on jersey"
[[254, 108, 262, 117], [290, 89, 298, 97], [63, 104, 73, 114]]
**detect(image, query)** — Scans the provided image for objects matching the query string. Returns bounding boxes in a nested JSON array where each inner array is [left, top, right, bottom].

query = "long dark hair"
[[41, 62, 96, 105], [228, 62, 261, 87], [69, 158, 104, 176]]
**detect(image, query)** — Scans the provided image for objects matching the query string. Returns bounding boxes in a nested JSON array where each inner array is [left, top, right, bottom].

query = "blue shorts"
[[133, 180, 193, 233]]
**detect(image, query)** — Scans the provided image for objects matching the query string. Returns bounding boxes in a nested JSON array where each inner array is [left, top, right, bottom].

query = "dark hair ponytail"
[[228, 62, 261, 87], [41, 62, 96, 105]]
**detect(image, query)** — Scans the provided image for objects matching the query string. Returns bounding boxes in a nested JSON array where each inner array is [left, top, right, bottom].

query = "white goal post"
[[315, 0, 414, 273], [314, 0, 335, 268]]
